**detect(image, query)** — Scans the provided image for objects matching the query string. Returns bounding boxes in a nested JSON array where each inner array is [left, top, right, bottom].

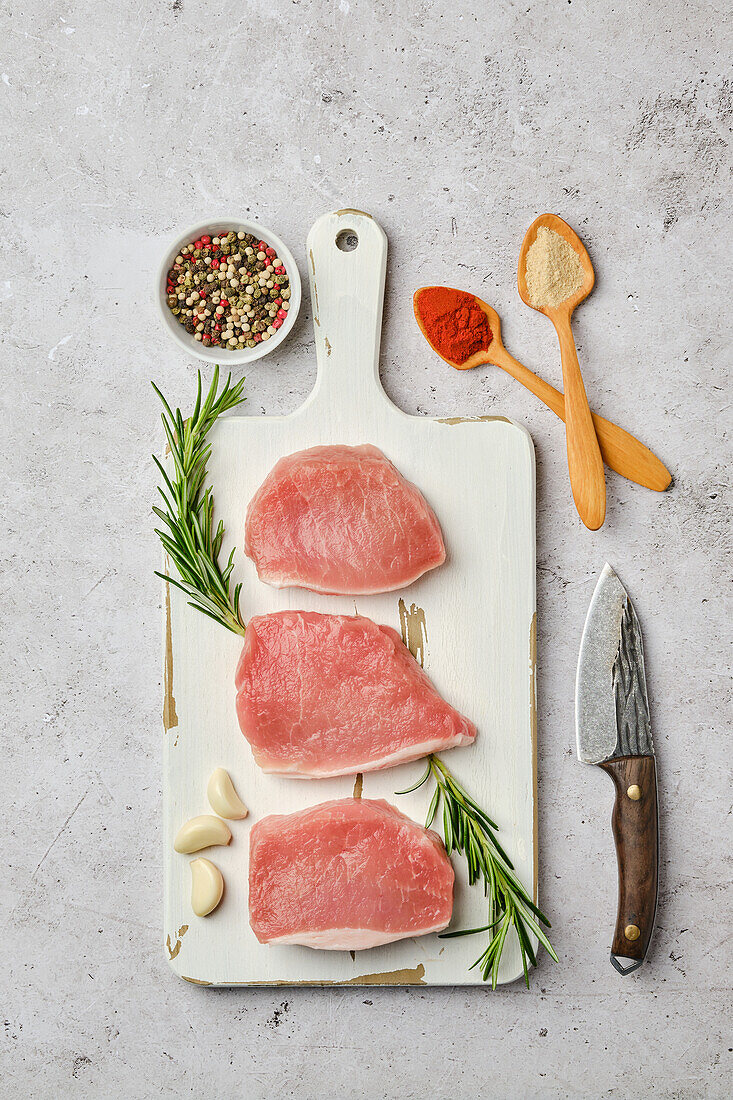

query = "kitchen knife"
[[575, 563, 659, 974]]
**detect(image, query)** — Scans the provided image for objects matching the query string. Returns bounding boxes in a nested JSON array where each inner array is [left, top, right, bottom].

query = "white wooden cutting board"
[[163, 211, 537, 987]]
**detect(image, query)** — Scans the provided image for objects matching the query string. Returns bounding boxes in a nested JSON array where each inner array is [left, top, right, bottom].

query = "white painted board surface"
[[163, 211, 536, 986]]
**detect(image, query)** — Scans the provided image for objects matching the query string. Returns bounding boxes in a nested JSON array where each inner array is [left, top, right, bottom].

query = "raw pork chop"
[[249, 798, 454, 949], [235, 611, 476, 777], [244, 444, 446, 594]]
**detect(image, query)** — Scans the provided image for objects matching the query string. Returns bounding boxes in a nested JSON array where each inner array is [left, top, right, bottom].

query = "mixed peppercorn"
[[165, 229, 292, 349]]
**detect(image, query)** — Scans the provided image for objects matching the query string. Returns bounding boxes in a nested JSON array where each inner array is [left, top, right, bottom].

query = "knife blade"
[[576, 563, 659, 974]]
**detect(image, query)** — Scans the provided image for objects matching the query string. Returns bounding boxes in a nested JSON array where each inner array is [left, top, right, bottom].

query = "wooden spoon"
[[413, 288, 671, 493], [518, 214, 605, 529]]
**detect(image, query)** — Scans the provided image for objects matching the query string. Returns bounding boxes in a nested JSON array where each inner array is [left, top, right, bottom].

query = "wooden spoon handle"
[[554, 313, 606, 529], [494, 349, 671, 491]]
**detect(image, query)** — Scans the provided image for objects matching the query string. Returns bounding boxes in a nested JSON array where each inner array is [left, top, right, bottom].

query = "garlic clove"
[[190, 858, 224, 917], [207, 767, 249, 820], [174, 814, 232, 854]]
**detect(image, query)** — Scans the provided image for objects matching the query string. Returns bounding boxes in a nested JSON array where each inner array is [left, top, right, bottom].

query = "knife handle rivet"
[[626, 784, 642, 801], [624, 924, 641, 941]]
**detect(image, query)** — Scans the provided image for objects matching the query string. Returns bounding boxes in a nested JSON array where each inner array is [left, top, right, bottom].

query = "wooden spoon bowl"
[[412, 288, 504, 372], [517, 213, 595, 318], [517, 214, 605, 530]]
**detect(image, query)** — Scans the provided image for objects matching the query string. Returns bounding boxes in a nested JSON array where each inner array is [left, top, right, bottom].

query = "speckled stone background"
[[1, 1, 730, 1096]]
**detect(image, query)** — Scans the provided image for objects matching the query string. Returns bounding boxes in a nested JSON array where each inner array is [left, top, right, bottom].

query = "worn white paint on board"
[[163, 212, 536, 987]]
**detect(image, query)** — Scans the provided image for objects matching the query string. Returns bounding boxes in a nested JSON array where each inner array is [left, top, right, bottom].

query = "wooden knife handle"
[[597, 755, 658, 973]]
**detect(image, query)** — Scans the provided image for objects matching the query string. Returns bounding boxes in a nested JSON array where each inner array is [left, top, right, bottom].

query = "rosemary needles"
[[397, 755, 557, 987], [152, 367, 247, 636]]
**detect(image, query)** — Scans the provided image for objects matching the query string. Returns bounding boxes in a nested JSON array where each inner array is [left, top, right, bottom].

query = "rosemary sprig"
[[397, 754, 558, 987], [152, 367, 247, 636]]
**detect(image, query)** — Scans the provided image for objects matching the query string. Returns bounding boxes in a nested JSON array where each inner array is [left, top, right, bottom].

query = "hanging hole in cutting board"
[[336, 229, 359, 252]]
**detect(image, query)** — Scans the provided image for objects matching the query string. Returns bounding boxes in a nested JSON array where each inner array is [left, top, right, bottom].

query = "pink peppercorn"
[[273, 319, 283, 329], [277, 309, 287, 320], [200, 235, 211, 244]]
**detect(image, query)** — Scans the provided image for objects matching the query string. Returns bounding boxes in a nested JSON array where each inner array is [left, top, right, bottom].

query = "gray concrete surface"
[[1, 1, 731, 1096]]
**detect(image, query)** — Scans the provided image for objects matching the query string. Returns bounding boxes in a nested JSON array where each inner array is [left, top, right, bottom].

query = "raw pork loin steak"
[[235, 611, 476, 777], [244, 444, 446, 594], [249, 798, 454, 949]]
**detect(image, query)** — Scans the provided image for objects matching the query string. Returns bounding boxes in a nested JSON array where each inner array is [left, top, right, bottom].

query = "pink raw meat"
[[235, 611, 476, 777], [244, 444, 446, 594], [249, 798, 454, 949]]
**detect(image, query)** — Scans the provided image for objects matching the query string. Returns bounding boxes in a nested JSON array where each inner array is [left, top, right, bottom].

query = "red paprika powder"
[[415, 286, 492, 364]]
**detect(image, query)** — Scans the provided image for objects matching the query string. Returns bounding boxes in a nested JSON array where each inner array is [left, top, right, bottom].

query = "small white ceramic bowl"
[[156, 218, 301, 365]]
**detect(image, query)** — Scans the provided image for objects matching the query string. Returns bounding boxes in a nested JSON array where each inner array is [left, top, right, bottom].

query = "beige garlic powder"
[[525, 226, 585, 309]]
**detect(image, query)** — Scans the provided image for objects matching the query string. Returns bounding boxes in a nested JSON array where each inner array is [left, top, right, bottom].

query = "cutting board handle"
[[306, 210, 389, 410]]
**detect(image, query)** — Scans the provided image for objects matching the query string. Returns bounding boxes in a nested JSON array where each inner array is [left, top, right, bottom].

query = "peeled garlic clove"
[[190, 858, 224, 917], [174, 814, 232, 854], [207, 767, 249, 820]]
